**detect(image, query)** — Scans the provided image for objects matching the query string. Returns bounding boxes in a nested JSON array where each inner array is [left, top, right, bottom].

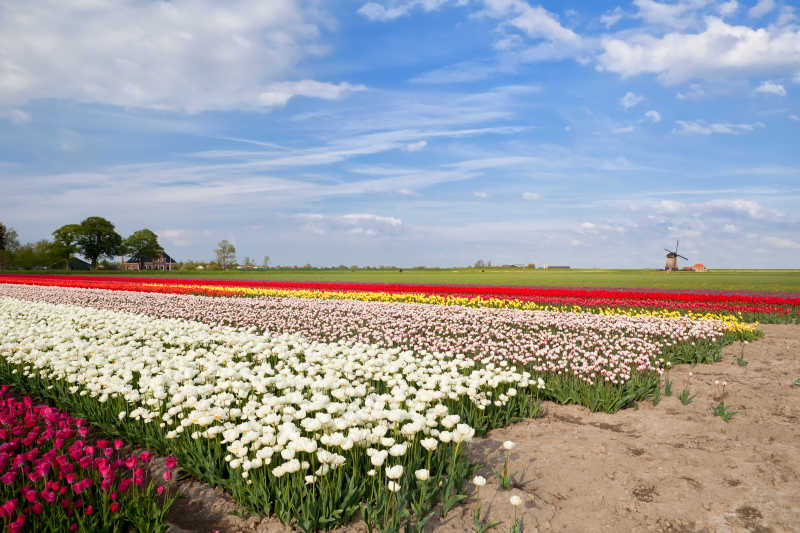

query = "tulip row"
[[0, 284, 748, 411], [0, 296, 544, 530], [0, 385, 176, 533], [0, 274, 794, 323]]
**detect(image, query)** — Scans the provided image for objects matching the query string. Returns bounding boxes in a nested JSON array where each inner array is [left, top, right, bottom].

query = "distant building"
[[693, 263, 708, 272], [543, 265, 570, 270], [122, 252, 176, 271]]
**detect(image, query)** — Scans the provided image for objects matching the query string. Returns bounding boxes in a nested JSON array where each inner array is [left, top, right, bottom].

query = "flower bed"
[[0, 385, 175, 533], [0, 296, 546, 530], [0, 274, 795, 322], [0, 284, 743, 409]]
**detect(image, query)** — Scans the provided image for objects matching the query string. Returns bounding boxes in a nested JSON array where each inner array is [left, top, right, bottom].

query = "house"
[[49, 257, 91, 271], [692, 263, 707, 272], [123, 252, 177, 271]]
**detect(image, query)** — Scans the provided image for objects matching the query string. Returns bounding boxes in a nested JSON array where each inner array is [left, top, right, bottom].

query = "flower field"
[[0, 275, 771, 531], [1, 274, 797, 323]]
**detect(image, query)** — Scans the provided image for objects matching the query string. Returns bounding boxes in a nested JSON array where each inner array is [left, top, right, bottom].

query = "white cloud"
[[748, 0, 775, 19], [762, 236, 800, 249], [0, 1, 365, 112], [601, 6, 625, 28], [620, 91, 644, 109], [612, 125, 635, 133], [580, 221, 596, 231], [480, 0, 580, 44], [632, 0, 711, 29], [597, 17, 800, 85], [295, 212, 403, 238], [474, 191, 488, 198], [722, 223, 736, 232], [257, 81, 366, 107], [754, 80, 787, 96], [718, 1, 738, 17], [405, 140, 428, 152], [790, 114, 800, 121], [673, 120, 765, 135], [522, 191, 540, 200], [644, 110, 662, 123], [676, 84, 705, 100], [0, 108, 30, 124], [357, 0, 453, 21]]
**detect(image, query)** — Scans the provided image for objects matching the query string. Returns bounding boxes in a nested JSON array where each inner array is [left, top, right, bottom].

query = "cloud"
[[295, 212, 403, 238], [597, 17, 800, 85], [632, 0, 712, 29], [722, 223, 736, 232], [601, 6, 625, 28], [673, 120, 765, 135], [473, 191, 488, 199], [762, 236, 800, 249], [620, 91, 644, 109], [0, 1, 363, 112], [754, 80, 786, 96], [748, 0, 775, 19], [644, 110, 662, 123], [257, 81, 367, 107], [405, 140, 428, 152], [612, 125, 635, 133], [718, 1, 738, 17], [790, 114, 800, 121], [357, 0, 454, 21], [0, 108, 30, 125], [522, 191, 540, 200], [676, 84, 705, 100]]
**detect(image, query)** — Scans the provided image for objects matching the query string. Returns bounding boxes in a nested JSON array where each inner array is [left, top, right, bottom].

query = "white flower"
[[510, 495, 521, 506], [385, 465, 403, 480], [387, 481, 401, 492], [415, 469, 429, 481], [420, 438, 438, 451], [503, 440, 516, 451], [473, 475, 486, 487], [389, 443, 407, 457]]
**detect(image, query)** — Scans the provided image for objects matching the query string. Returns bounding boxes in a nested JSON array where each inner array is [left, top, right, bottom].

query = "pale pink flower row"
[[0, 284, 728, 385]]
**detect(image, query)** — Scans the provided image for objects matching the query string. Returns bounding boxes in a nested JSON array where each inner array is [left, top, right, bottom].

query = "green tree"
[[215, 240, 236, 269], [123, 229, 164, 268], [75, 217, 122, 270], [13, 240, 59, 270], [51, 223, 82, 270], [0, 223, 20, 270]]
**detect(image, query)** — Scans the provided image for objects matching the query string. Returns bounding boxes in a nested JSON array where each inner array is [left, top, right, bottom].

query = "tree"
[[12, 240, 59, 270], [75, 217, 122, 270], [0, 223, 19, 270], [52, 224, 82, 270], [123, 229, 164, 268], [215, 240, 236, 269]]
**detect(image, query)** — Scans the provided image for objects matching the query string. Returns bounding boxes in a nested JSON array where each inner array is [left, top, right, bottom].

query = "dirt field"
[[166, 324, 800, 533]]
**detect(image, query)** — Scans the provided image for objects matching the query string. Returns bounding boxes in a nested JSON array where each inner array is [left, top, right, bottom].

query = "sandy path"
[[167, 324, 800, 533]]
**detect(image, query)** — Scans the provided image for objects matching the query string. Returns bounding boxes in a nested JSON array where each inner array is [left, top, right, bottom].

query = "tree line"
[[0, 217, 164, 271]]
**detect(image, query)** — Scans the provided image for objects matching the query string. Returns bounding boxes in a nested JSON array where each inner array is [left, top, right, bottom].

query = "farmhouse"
[[122, 252, 177, 271]]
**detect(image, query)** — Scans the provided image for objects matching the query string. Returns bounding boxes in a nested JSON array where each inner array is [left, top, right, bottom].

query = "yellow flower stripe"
[[142, 283, 759, 334]]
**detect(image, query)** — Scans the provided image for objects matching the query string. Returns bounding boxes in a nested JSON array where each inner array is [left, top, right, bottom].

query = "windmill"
[[664, 240, 687, 271]]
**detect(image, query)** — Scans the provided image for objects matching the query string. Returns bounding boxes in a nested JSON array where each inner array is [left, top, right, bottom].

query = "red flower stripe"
[[0, 274, 798, 306]]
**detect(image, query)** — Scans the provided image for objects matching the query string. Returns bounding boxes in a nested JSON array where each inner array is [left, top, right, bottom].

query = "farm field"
[[9, 268, 800, 293], [0, 276, 797, 532]]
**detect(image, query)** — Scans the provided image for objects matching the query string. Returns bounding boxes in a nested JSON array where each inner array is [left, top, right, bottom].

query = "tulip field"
[[0, 274, 776, 531]]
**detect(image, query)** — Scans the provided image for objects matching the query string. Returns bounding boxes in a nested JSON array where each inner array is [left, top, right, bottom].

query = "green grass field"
[[15, 268, 800, 292]]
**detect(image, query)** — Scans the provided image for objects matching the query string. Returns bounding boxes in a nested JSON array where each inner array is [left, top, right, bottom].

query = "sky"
[[1, 0, 799, 268]]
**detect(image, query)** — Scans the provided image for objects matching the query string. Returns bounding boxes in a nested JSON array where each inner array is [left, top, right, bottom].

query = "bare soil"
[[166, 324, 800, 533]]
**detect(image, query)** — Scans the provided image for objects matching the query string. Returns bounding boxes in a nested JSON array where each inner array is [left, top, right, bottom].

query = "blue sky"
[[1, 0, 799, 268]]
